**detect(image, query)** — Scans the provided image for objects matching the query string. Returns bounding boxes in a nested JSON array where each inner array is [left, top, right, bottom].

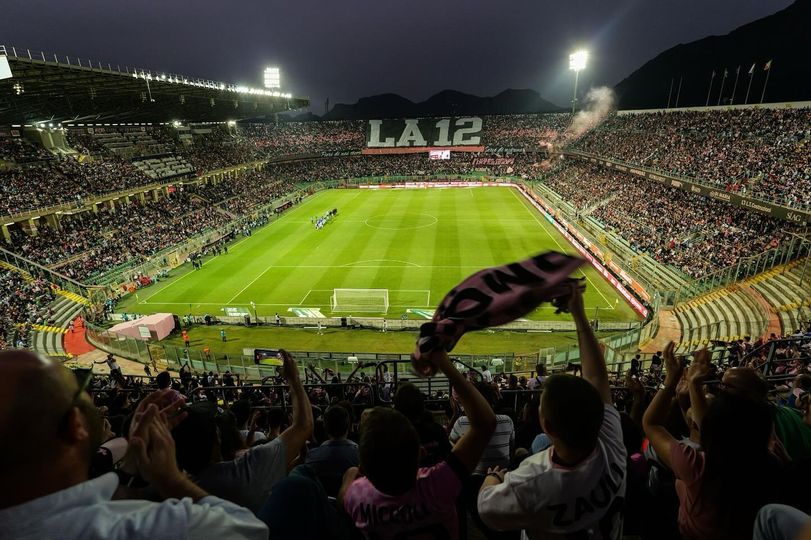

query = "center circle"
[[364, 213, 438, 231]]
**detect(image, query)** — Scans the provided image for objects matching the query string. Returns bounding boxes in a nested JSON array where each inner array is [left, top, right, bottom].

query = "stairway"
[[29, 295, 87, 359]]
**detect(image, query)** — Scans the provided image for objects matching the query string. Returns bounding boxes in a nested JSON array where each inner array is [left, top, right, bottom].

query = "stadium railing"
[[0, 245, 104, 305], [674, 235, 811, 304]]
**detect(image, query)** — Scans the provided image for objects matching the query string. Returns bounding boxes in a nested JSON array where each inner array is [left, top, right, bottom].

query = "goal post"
[[330, 288, 389, 313]]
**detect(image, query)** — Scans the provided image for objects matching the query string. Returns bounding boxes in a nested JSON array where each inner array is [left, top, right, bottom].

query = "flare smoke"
[[563, 86, 616, 143]]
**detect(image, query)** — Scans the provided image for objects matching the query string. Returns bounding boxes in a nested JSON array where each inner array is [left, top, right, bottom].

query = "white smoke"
[[562, 86, 616, 143]]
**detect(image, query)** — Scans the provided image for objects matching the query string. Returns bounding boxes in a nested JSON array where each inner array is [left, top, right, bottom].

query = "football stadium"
[[1, 1, 810, 538]]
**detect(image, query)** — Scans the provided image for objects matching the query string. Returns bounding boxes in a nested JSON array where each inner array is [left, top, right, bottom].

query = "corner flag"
[[764, 60, 772, 71]]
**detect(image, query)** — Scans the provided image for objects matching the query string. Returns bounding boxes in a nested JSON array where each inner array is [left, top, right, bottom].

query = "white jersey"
[[478, 405, 627, 540]]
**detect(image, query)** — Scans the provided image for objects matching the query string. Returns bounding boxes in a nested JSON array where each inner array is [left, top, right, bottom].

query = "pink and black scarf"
[[412, 251, 584, 376]]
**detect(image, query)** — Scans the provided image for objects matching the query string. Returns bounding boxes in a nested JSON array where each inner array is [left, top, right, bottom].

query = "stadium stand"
[[674, 285, 769, 351], [541, 160, 798, 279], [572, 108, 811, 209], [749, 261, 811, 335]]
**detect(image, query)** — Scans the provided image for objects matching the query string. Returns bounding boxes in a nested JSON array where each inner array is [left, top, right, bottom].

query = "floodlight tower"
[[263, 67, 281, 90], [569, 50, 588, 114]]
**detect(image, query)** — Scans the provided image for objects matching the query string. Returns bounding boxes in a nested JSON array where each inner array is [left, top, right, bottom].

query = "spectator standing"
[[305, 405, 359, 496], [477, 285, 626, 539], [340, 349, 496, 539]]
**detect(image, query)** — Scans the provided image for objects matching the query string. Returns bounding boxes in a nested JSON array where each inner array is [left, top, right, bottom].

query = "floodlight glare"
[[569, 50, 588, 72], [264, 67, 281, 89]]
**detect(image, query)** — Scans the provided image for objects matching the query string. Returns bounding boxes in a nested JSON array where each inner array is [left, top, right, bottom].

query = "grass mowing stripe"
[[120, 188, 638, 323]]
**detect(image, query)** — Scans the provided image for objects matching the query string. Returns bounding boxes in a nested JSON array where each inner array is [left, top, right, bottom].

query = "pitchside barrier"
[[86, 319, 648, 380], [204, 315, 640, 333]]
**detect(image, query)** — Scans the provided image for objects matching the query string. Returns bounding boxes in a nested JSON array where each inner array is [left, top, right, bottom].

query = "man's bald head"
[[0, 350, 82, 470], [722, 367, 768, 402]]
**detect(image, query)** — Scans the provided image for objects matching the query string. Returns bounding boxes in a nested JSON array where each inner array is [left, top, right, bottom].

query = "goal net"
[[330, 288, 389, 313]]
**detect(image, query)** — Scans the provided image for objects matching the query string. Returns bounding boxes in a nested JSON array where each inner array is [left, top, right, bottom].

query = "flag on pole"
[[712, 70, 716, 77], [736, 65, 740, 75], [764, 59, 772, 70], [748, 63, 756, 75], [723, 69, 728, 77]]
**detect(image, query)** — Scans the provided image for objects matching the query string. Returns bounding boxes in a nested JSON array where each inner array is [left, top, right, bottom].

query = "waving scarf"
[[412, 251, 584, 376]]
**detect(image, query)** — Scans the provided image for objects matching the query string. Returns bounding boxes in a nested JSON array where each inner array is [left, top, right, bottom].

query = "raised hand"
[[687, 348, 713, 384], [663, 341, 684, 388], [279, 349, 300, 383]]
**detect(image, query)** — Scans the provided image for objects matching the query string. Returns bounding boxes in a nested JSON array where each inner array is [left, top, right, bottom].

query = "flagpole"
[[744, 71, 754, 105], [717, 71, 727, 106], [760, 64, 772, 104], [675, 76, 682, 108], [730, 67, 740, 105], [667, 78, 674, 108], [705, 71, 715, 107]]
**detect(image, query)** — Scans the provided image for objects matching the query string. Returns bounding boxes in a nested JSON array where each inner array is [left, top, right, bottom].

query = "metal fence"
[[674, 234, 811, 304]]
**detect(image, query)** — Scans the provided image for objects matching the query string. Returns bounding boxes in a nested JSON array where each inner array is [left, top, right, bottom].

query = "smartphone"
[[254, 349, 283, 366]]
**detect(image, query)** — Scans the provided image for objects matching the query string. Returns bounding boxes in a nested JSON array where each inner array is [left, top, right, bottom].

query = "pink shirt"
[[670, 441, 717, 540], [343, 455, 466, 539]]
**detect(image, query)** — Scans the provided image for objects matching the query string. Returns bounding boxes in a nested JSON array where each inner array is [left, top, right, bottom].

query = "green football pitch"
[[120, 187, 640, 323]]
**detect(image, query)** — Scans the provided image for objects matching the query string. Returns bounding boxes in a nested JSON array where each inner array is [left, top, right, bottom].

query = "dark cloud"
[[0, 0, 793, 111]]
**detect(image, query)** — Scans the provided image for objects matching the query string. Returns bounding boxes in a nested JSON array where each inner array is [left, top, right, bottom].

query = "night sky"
[[0, 0, 793, 112]]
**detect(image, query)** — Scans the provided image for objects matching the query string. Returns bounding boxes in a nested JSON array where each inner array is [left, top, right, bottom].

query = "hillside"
[[615, 0, 811, 109]]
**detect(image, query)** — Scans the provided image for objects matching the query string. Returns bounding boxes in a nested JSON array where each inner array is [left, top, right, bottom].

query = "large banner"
[[366, 117, 483, 148]]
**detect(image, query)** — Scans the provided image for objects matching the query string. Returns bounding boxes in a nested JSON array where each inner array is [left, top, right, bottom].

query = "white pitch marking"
[[225, 264, 275, 304], [341, 259, 422, 268], [508, 188, 615, 310]]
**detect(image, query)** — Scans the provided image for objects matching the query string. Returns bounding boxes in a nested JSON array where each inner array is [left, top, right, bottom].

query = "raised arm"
[[345, 362, 365, 382], [431, 351, 496, 473], [642, 341, 683, 469], [686, 348, 712, 429], [278, 350, 314, 467], [569, 284, 611, 403]]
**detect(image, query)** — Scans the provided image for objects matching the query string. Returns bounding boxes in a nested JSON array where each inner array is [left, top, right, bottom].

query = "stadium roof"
[[0, 45, 309, 125]]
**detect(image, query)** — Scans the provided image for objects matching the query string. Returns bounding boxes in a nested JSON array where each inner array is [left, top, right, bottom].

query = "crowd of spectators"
[[3, 286, 811, 539], [187, 171, 296, 215], [0, 270, 54, 350], [482, 113, 570, 150], [240, 121, 366, 157], [0, 137, 54, 164], [4, 192, 231, 282], [544, 161, 796, 278], [573, 108, 811, 208], [0, 157, 155, 216]]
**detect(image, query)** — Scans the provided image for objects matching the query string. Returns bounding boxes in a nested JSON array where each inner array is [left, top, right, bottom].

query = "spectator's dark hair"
[[155, 371, 171, 389], [229, 399, 251, 428], [267, 407, 286, 430], [535, 364, 547, 376], [539, 374, 603, 453], [324, 405, 350, 439], [216, 409, 243, 461], [359, 407, 419, 495], [394, 382, 425, 420], [474, 381, 497, 407], [698, 393, 775, 538], [172, 408, 218, 474]]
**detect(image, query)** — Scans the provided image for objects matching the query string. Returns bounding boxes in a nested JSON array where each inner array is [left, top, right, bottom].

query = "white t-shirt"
[[482, 369, 493, 383], [450, 414, 514, 475], [478, 405, 626, 540]]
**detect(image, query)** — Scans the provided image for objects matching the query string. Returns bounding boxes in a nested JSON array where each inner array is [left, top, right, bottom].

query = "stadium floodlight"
[[569, 50, 588, 114], [264, 67, 281, 89]]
